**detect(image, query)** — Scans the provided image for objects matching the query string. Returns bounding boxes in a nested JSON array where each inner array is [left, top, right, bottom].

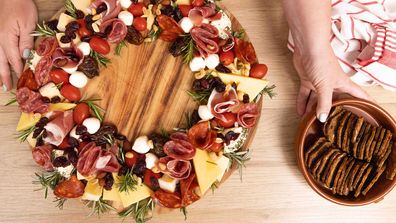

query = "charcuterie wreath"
[[7, 0, 275, 222]]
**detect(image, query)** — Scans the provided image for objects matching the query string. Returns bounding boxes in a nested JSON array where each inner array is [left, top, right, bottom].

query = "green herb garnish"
[[65, 0, 78, 18], [4, 92, 16, 106], [254, 84, 276, 102], [17, 126, 37, 142], [33, 172, 64, 199], [84, 99, 105, 122], [224, 150, 251, 182], [54, 197, 67, 210], [187, 89, 212, 103], [232, 29, 246, 39], [32, 22, 57, 37], [117, 168, 138, 193], [115, 40, 127, 56], [119, 198, 155, 223], [180, 207, 188, 220], [86, 197, 115, 217], [181, 34, 196, 64], [90, 51, 111, 67]]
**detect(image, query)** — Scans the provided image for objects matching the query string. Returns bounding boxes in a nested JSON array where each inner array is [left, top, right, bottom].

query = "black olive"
[[76, 125, 88, 135], [96, 3, 108, 14], [114, 133, 127, 141], [41, 97, 51, 103], [50, 96, 61, 104], [118, 166, 129, 176], [215, 64, 232, 73], [39, 117, 49, 125], [104, 173, 114, 191], [75, 10, 85, 19], [35, 137, 44, 147], [66, 21, 80, 31], [53, 156, 70, 168], [125, 26, 144, 45], [33, 128, 42, 139], [60, 35, 71, 44], [243, 94, 250, 103], [191, 109, 201, 126], [78, 56, 99, 78], [65, 148, 78, 166], [215, 83, 226, 92], [169, 37, 186, 57], [46, 20, 59, 31], [150, 176, 160, 191], [68, 137, 80, 148]]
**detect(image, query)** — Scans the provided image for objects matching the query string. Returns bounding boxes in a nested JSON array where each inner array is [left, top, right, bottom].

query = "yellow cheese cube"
[[216, 156, 230, 182], [176, 0, 191, 4], [26, 131, 37, 148], [71, 0, 92, 14], [193, 149, 222, 195], [57, 13, 75, 32], [16, 113, 41, 131], [48, 103, 77, 112], [103, 174, 122, 204], [119, 184, 153, 208], [216, 72, 269, 101], [82, 179, 103, 201]]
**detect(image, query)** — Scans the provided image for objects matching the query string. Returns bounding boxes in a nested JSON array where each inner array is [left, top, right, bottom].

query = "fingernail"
[[22, 48, 31, 59], [318, 113, 328, 123], [2, 85, 7, 92]]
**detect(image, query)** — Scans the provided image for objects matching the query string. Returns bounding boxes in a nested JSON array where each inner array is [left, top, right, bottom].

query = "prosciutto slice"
[[191, 24, 219, 57], [100, 18, 127, 43], [37, 37, 58, 57], [237, 103, 259, 128], [187, 121, 217, 150], [188, 3, 217, 26], [52, 47, 84, 69], [32, 145, 54, 171], [90, 0, 121, 22], [207, 88, 239, 122], [16, 87, 49, 113], [43, 111, 74, 146], [158, 157, 192, 180], [163, 133, 196, 160], [77, 142, 121, 177]]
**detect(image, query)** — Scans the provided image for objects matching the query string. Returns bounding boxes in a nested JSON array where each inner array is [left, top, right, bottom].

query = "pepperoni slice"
[[187, 121, 217, 150], [157, 15, 183, 42], [37, 37, 58, 57], [180, 173, 200, 207], [34, 56, 53, 86], [237, 103, 259, 128], [191, 24, 219, 57], [234, 38, 257, 64], [54, 175, 85, 198], [17, 68, 39, 91], [32, 145, 54, 171], [154, 190, 182, 208], [164, 133, 196, 160]]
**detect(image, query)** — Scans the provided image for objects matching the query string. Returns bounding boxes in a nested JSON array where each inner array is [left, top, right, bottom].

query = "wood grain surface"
[[1, 1, 396, 223]]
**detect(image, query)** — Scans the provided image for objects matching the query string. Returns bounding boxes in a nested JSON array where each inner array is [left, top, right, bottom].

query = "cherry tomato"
[[77, 19, 92, 37], [49, 69, 70, 84], [125, 151, 139, 168], [192, 0, 204, 7], [73, 103, 91, 125], [215, 112, 237, 128], [59, 136, 71, 150], [60, 84, 81, 102], [219, 50, 235, 66], [144, 170, 161, 191], [133, 17, 147, 31], [128, 3, 145, 17], [178, 5, 193, 17], [249, 63, 268, 79], [89, 36, 111, 55]]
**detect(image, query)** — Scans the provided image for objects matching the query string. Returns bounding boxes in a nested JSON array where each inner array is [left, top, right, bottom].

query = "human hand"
[[293, 45, 372, 122], [0, 0, 38, 91]]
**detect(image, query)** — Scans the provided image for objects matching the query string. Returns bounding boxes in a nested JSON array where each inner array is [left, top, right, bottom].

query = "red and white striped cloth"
[[288, 0, 396, 91]]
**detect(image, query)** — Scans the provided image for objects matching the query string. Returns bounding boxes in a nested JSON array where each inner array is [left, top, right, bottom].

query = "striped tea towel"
[[288, 0, 396, 91]]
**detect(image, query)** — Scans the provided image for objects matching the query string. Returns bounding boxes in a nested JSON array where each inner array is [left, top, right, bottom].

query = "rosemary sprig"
[[33, 171, 64, 199], [160, 128, 170, 139], [85, 100, 105, 122], [181, 34, 195, 64], [117, 168, 138, 193], [115, 40, 127, 56], [180, 207, 188, 220], [65, 0, 78, 18], [86, 197, 115, 217], [148, 25, 161, 41], [54, 197, 67, 210], [90, 51, 111, 67], [117, 145, 126, 165], [187, 89, 212, 103], [232, 29, 245, 39], [254, 84, 276, 102], [210, 181, 220, 194], [119, 198, 155, 223], [206, 160, 218, 166], [17, 126, 36, 142], [5, 92, 16, 106], [224, 150, 251, 182], [31, 22, 57, 37]]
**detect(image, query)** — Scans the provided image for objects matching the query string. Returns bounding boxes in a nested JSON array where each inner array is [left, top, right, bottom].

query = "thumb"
[[316, 86, 333, 123]]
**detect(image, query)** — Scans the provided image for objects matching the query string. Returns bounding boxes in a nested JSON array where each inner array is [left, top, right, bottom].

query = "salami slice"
[[16, 87, 49, 113], [154, 190, 182, 208], [34, 56, 53, 86], [100, 18, 128, 44], [187, 121, 217, 150], [234, 38, 257, 64], [32, 145, 54, 171], [157, 15, 184, 42], [180, 173, 200, 207], [237, 103, 259, 128], [37, 37, 58, 57], [164, 133, 196, 160], [191, 24, 219, 57]]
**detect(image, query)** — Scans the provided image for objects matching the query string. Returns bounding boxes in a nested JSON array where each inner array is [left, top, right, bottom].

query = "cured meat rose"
[[237, 103, 259, 128], [187, 121, 217, 150], [32, 145, 54, 171], [54, 175, 85, 198], [188, 3, 217, 25], [90, 0, 121, 22], [36, 37, 58, 57], [17, 68, 39, 91], [34, 56, 53, 86], [207, 88, 239, 122], [154, 190, 182, 208], [44, 111, 74, 146], [191, 24, 219, 57], [77, 142, 121, 177], [52, 47, 84, 69], [163, 132, 196, 160], [157, 15, 184, 42], [100, 18, 128, 43], [234, 38, 257, 64], [16, 87, 49, 113], [180, 173, 200, 207], [158, 157, 192, 180]]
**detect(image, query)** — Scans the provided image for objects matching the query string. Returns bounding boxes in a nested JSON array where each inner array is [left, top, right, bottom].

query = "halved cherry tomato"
[[125, 151, 139, 168], [178, 5, 193, 17], [219, 50, 235, 66], [249, 63, 268, 79], [192, 0, 204, 7], [73, 103, 90, 125], [215, 112, 237, 128], [133, 17, 147, 31], [60, 84, 81, 102], [89, 36, 111, 55], [59, 136, 71, 150], [77, 19, 92, 37], [144, 170, 161, 191], [128, 3, 145, 17], [49, 69, 70, 84]]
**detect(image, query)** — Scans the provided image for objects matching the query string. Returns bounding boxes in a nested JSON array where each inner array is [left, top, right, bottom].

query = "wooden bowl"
[[295, 98, 396, 206]]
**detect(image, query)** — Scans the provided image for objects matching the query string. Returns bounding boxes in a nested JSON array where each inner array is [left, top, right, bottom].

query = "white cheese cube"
[[158, 175, 179, 193], [39, 82, 64, 99]]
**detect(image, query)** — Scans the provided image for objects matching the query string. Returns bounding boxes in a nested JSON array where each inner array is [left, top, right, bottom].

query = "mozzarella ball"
[[82, 117, 101, 134], [132, 136, 152, 154], [120, 0, 132, 9], [62, 66, 78, 74], [145, 153, 159, 169], [198, 105, 214, 121], [118, 11, 134, 26], [69, 71, 88, 88], [205, 54, 220, 69], [77, 42, 91, 56], [179, 17, 194, 33], [189, 57, 206, 72]]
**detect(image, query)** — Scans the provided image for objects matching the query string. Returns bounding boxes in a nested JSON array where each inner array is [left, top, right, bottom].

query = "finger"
[[0, 47, 12, 91], [339, 80, 374, 102], [19, 21, 36, 60], [316, 86, 333, 123], [5, 36, 23, 76], [296, 85, 311, 116], [305, 92, 318, 116]]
